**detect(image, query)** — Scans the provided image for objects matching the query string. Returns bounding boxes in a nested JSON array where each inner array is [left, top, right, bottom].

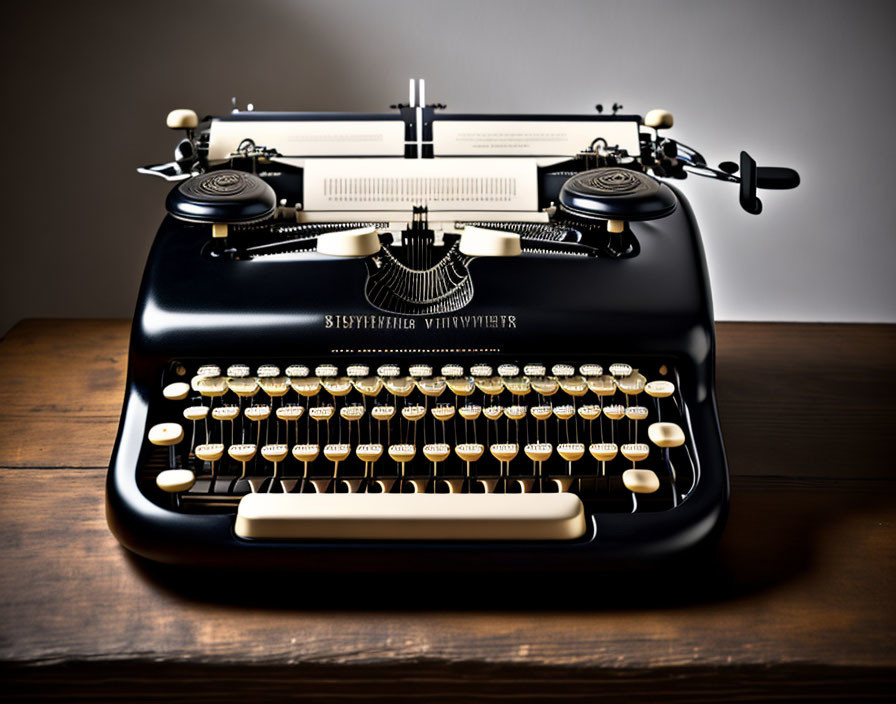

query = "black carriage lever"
[[739, 151, 801, 215]]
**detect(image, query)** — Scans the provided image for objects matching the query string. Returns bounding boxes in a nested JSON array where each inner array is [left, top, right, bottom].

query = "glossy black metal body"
[[106, 182, 729, 571]]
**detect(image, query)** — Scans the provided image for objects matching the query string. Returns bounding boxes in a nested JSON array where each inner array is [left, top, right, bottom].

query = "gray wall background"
[[1, 0, 894, 335]]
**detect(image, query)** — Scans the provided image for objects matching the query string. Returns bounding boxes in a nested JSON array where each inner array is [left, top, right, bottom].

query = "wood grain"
[[0, 320, 894, 701]]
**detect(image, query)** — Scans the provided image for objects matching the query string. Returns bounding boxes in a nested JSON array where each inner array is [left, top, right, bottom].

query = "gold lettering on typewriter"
[[323, 314, 518, 330]]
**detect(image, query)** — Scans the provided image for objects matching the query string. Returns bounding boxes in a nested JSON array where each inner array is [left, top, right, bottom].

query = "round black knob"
[[559, 168, 677, 221], [166, 170, 276, 224]]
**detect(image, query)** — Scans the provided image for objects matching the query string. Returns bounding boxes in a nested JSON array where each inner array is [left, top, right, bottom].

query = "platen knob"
[[644, 109, 674, 129], [166, 109, 198, 130], [316, 226, 382, 257], [458, 226, 522, 257]]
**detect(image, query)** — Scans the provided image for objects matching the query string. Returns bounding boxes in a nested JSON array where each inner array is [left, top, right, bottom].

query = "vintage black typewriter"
[[107, 80, 799, 570]]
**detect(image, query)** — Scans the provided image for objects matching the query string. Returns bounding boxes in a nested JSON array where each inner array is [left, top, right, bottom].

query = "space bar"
[[234, 492, 587, 540]]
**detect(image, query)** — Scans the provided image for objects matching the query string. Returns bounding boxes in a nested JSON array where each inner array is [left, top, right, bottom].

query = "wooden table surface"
[[1, 320, 894, 702]]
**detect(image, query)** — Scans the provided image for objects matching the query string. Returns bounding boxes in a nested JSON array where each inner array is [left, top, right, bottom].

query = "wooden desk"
[[1, 320, 894, 702]]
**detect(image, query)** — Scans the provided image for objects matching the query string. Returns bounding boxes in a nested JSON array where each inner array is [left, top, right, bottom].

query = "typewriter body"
[[107, 81, 798, 570]]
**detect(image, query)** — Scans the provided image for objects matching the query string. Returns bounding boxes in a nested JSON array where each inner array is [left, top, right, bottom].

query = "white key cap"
[[648, 422, 686, 448], [618, 372, 647, 395], [423, 443, 451, 463], [610, 363, 632, 377], [446, 377, 475, 396], [258, 376, 290, 397], [401, 405, 426, 421], [530, 377, 559, 396], [227, 364, 251, 378], [623, 468, 660, 494], [524, 364, 546, 376], [388, 444, 416, 463], [505, 405, 527, 420], [235, 493, 587, 540], [156, 468, 195, 493], [579, 364, 602, 376], [261, 444, 289, 462], [587, 375, 616, 396], [483, 405, 504, 421], [196, 365, 221, 378], [589, 443, 618, 461], [291, 378, 321, 397], [455, 443, 485, 462], [557, 443, 585, 461], [551, 364, 575, 377], [257, 365, 280, 378], [212, 405, 239, 421], [163, 382, 190, 401], [458, 404, 482, 421], [353, 377, 383, 396], [553, 404, 575, 420], [504, 377, 531, 395], [577, 404, 601, 420], [324, 443, 351, 462], [621, 443, 650, 462], [524, 443, 553, 462], [346, 364, 369, 377], [356, 443, 383, 462], [292, 444, 320, 462], [490, 443, 519, 462], [440, 364, 463, 377], [530, 405, 553, 420], [432, 405, 456, 421], [227, 377, 259, 397], [196, 377, 227, 397], [409, 364, 432, 377], [377, 364, 400, 378], [416, 377, 446, 397], [228, 444, 257, 462], [475, 377, 504, 395], [285, 364, 309, 378], [321, 377, 352, 396], [195, 443, 224, 462], [275, 406, 304, 421], [384, 377, 414, 397], [340, 405, 365, 421], [309, 405, 335, 421], [625, 406, 649, 421], [470, 364, 492, 377], [559, 376, 587, 396], [315, 364, 338, 378], [148, 422, 183, 446], [245, 405, 271, 421], [604, 404, 625, 420], [183, 406, 209, 421], [645, 380, 676, 398], [497, 363, 519, 377], [371, 405, 396, 421]]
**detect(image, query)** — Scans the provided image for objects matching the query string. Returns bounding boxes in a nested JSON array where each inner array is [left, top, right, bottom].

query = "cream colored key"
[[618, 372, 647, 396], [610, 363, 632, 377], [309, 405, 335, 421], [285, 364, 309, 378], [291, 377, 321, 397], [384, 376, 414, 397], [183, 406, 209, 421], [276, 405, 304, 421], [446, 377, 475, 396], [388, 444, 416, 463], [586, 375, 616, 396], [356, 443, 383, 462], [292, 443, 320, 463], [470, 364, 492, 377], [324, 443, 351, 462], [530, 405, 553, 421], [497, 363, 519, 377], [163, 382, 190, 401], [645, 380, 675, 398], [483, 405, 504, 421], [409, 364, 432, 377], [578, 404, 601, 420], [353, 376, 383, 396], [401, 405, 426, 422], [321, 377, 352, 396], [589, 442, 618, 461], [377, 364, 400, 377], [505, 405, 527, 420], [530, 377, 559, 396], [551, 364, 574, 377], [490, 443, 519, 462], [475, 377, 504, 395], [371, 405, 395, 421], [315, 364, 338, 378], [340, 405, 365, 421], [227, 364, 250, 378], [262, 444, 289, 463], [524, 363, 546, 376], [229, 444, 257, 478], [504, 377, 531, 395], [623, 468, 660, 494], [245, 405, 271, 422], [196, 377, 227, 397], [604, 404, 625, 420], [579, 364, 602, 376], [195, 443, 224, 462], [227, 377, 259, 397], [459, 404, 482, 421], [416, 377, 446, 397], [257, 365, 280, 378], [156, 468, 195, 493], [557, 443, 585, 462], [559, 376, 588, 396], [648, 422, 686, 448], [455, 443, 485, 463], [440, 364, 463, 377], [148, 423, 184, 446], [432, 404, 456, 421], [423, 443, 451, 463], [258, 376, 290, 397], [553, 404, 575, 420], [346, 364, 369, 377], [625, 406, 649, 421], [212, 405, 239, 421], [621, 443, 650, 462], [524, 442, 553, 462], [196, 364, 221, 378]]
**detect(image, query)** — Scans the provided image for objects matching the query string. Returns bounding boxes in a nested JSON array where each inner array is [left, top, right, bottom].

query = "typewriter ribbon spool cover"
[[109, 86, 800, 570]]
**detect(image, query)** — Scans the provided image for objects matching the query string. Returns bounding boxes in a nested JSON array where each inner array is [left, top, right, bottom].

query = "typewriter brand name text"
[[324, 315, 518, 330]]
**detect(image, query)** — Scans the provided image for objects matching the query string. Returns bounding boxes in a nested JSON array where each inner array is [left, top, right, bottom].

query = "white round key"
[[163, 382, 190, 401], [309, 406, 335, 421], [291, 378, 321, 397], [196, 365, 221, 378], [432, 405, 456, 421], [446, 377, 475, 396], [504, 377, 531, 395], [196, 377, 227, 397], [423, 443, 451, 462], [587, 375, 616, 396], [455, 443, 484, 462], [262, 444, 289, 462], [257, 365, 280, 378], [409, 364, 432, 377], [384, 377, 414, 397], [388, 444, 416, 462], [475, 377, 504, 395], [227, 377, 258, 397], [292, 444, 320, 462], [315, 364, 338, 378], [285, 364, 309, 378], [340, 405, 365, 421], [579, 364, 602, 376], [156, 468, 195, 493], [470, 364, 492, 378], [195, 443, 224, 461], [401, 405, 426, 421], [551, 364, 574, 377], [276, 405, 304, 420], [553, 405, 575, 420], [530, 405, 553, 420], [524, 443, 553, 462], [589, 443, 618, 461], [578, 404, 601, 420], [459, 404, 482, 421], [321, 378, 352, 396], [148, 423, 184, 446], [609, 363, 632, 377], [227, 364, 251, 378], [212, 405, 239, 421], [356, 443, 383, 462], [183, 406, 209, 421], [557, 443, 585, 461], [621, 443, 650, 462], [524, 364, 546, 376], [623, 468, 660, 494], [618, 373, 647, 395], [316, 226, 381, 257], [417, 377, 446, 397], [258, 377, 290, 397], [531, 378, 559, 396], [441, 364, 463, 377], [371, 405, 396, 421], [377, 364, 400, 378], [604, 404, 625, 420], [353, 377, 383, 396], [483, 405, 504, 421], [559, 376, 588, 396], [505, 405, 527, 420], [498, 363, 519, 377], [324, 443, 351, 462], [625, 406, 649, 421], [245, 405, 271, 421], [228, 444, 257, 462], [490, 443, 519, 462], [648, 422, 686, 448], [346, 364, 369, 377], [645, 380, 675, 398], [458, 226, 522, 257]]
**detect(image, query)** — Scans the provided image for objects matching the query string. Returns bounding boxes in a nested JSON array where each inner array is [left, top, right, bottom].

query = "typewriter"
[[107, 80, 799, 570]]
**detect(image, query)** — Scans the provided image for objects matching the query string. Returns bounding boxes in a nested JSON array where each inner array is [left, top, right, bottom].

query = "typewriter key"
[[163, 382, 190, 401]]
